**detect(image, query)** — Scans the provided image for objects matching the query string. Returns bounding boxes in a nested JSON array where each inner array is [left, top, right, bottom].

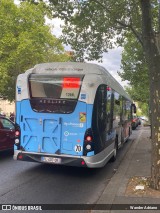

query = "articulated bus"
[[14, 62, 136, 168]]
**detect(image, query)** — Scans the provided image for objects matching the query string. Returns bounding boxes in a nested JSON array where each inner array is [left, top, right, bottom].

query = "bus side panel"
[[16, 100, 88, 156], [60, 101, 88, 156]]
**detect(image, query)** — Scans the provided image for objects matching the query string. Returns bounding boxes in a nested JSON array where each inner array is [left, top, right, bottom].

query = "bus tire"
[[110, 138, 118, 162]]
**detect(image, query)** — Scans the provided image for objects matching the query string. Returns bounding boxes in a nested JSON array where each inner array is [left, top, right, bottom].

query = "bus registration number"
[[42, 157, 61, 164]]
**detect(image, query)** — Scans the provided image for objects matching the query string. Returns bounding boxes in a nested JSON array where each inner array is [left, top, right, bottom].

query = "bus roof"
[[27, 62, 105, 75], [25, 62, 131, 101]]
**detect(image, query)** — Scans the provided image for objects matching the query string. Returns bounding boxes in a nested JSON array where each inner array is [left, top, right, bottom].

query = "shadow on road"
[[0, 150, 13, 160]]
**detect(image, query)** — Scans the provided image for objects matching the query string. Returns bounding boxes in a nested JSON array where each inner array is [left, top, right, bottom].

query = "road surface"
[[0, 126, 142, 211]]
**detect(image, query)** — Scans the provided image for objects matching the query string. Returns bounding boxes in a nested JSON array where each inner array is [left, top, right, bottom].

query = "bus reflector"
[[63, 77, 80, 88], [81, 161, 85, 165], [18, 154, 23, 160]]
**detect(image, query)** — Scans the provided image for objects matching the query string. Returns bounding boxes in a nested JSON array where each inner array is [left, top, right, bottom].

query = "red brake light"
[[81, 161, 85, 165], [15, 130, 20, 137], [63, 77, 80, 88], [86, 136, 92, 142], [18, 154, 23, 160]]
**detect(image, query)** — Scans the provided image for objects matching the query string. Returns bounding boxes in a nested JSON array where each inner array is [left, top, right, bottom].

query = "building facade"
[[0, 99, 15, 116]]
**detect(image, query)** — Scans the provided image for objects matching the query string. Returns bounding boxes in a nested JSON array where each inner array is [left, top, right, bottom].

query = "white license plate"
[[42, 157, 61, 164]]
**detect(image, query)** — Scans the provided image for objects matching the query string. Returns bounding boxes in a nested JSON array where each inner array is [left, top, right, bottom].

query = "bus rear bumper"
[[13, 149, 114, 168]]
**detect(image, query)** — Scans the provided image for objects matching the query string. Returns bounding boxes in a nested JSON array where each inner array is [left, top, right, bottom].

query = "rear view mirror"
[[131, 103, 137, 113]]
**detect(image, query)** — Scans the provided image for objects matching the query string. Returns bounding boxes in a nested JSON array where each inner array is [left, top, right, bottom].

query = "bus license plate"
[[42, 157, 61, 164]]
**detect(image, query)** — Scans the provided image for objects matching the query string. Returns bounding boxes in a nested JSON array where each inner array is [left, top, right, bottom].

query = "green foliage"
[[21, 1, 160, 60], [125, 86, 149, 116], [119, 32, 149, 103], [0, 0, 70, 101], [137, 102, 149, 117], [22, 0, 147, 61]]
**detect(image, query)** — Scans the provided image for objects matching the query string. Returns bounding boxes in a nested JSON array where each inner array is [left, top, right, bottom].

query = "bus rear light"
[[85, 136, 92, 142], [107, 86, 111, 91], [83, 128, 94, 156], [15, 139, 20, 145], [15, 130, 20, 137], [86, 144, 92, 150]]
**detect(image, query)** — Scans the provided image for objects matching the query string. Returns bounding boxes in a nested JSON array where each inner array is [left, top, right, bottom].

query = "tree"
[[125, 86, 149, 116], [0, 0, 70, 101], [119, 32, 149, 103], [119, 33, 149, 118], [22, 0, 160, 189], [140, 0, 160, 190]]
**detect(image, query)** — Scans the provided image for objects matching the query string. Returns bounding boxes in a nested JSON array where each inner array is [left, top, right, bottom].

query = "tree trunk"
[[140, 0, 160, 190]]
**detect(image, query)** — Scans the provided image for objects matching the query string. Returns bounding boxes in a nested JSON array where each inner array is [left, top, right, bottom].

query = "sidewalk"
[[92, 126, 160, 213]]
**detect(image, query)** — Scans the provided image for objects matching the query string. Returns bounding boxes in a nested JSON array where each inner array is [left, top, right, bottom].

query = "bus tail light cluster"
[[15, 124, 21, 147], [83, 128, 94, 155]]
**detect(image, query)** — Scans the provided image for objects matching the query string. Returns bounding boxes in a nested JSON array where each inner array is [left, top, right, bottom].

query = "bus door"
[[19, 74, 85, 155]]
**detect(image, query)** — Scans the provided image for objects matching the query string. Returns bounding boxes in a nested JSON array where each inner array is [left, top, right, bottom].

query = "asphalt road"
[[0, 127, 141, 211]]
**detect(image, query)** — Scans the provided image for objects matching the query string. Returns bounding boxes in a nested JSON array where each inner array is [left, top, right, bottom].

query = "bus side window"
[[106, 87, 112, 132], [127, 101, 132, 120], [123, 98, 132, 121], [113, 92, 121, 127], [97, 85, 107, 130]]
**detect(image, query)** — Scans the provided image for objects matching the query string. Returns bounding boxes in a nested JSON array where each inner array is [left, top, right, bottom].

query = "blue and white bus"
[[14, 62, 136, 168]]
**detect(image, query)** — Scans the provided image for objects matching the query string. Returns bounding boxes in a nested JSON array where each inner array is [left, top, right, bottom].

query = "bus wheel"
[[110, 139, 118, 162]]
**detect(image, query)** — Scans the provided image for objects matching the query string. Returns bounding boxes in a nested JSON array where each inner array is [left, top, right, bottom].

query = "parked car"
[[131, 115, 139, 130], [140, 116, 148, 122], [140, 116, 150, 126], [0, 116, 15, 152]]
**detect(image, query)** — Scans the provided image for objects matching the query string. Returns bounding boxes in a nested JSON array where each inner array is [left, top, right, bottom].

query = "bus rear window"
[[28, 74, 83, 114], [29, 75, 82, 100]]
